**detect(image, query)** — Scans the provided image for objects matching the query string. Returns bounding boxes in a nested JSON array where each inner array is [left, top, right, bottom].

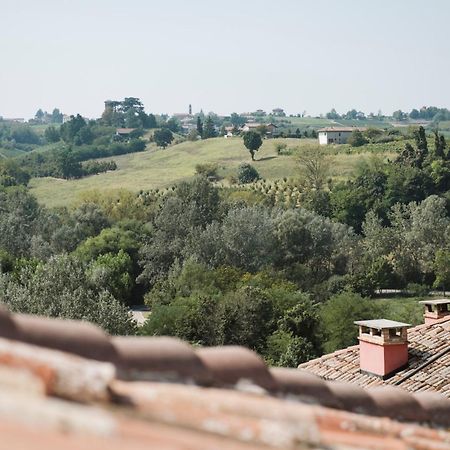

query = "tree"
[[120, 97, 144, 113], [51, 108, 63, 124], [230, 113, 246, 127], [0, 160, 30, 187], [44, 126, 60, 143], [153, 129, 174, 148], [187, 129, 200, 141], [326, 108, 340, 119], [11, 126, 40, 144], [434, 130, 446, 159], [0, 187, 40, 257], [393, 110, 406, 121], [60, 114, 87, 143], [54, 148, 82, 179], [320, 291, 382, 353], [414, 126, 428, 153], [196, 117, 203, 136], [434, 249, 450, 291], [347, 129, 368, 147], [0, 254, 135, 335], [143, 113, 157, 129], [87, 250, 134, 305], [297, 145, 330, 190], [202, 116, 216, 139], [34, 109, 45, 123], [243, 131, 262, 161], [237, 163, 260, 184], [125, 108, 141, 128], [165, 117, 180, 133], [409, 109, 420, 120]]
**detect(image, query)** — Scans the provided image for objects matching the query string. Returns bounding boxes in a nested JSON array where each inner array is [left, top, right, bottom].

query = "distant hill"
[[29, 137, 401, 208]]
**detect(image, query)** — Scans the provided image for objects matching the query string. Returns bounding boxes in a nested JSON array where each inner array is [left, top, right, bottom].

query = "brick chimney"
[[419, 299, 450, 325], [354, 319, 410, 379]]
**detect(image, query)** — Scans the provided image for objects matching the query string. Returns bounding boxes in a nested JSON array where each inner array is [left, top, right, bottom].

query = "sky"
[[1, 0, 449, 119]]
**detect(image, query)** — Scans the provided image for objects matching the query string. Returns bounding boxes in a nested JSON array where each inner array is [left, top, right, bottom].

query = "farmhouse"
[[115, 128, 137, 137], [241, 122, 278, 136], [318, 127, 366, 145]]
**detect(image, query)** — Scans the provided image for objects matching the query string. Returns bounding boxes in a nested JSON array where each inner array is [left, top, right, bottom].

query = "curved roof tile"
[[0, 306, 449, 435], [367, 386, 429, 422], [13, 314, 118, 363], [113, 336, 212, 385], [0, 305, 19, 340], [196, 346, 278, 391], [271, 368, 342, 409]]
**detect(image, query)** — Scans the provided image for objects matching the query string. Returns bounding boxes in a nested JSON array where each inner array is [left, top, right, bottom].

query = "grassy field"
[[0, 147, 28, 158], [29, 137, 398, 208]]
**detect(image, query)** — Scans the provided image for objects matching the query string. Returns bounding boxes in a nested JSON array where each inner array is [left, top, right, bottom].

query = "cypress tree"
[[196, 117, 203, 137]]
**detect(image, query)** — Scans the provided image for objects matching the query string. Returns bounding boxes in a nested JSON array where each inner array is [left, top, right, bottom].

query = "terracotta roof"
[[0, 305, 449, 449], [116, 128, 136, 134], [317, 127, 367, 132], [299, 317, 450, 398]]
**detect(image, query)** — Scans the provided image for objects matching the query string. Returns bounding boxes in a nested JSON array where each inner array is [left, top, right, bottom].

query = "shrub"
[[195, 163, 218, 179], [237, 163, 260, 184], [406, 283, 429, 297], [275, 143, 287, 155], [347, 130, 368, 147]]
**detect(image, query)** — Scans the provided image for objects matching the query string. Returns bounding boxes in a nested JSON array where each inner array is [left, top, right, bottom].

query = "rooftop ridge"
[[0, 306, 448, 430], [409, 315, 450, 329], [299, 316, 450, 402]]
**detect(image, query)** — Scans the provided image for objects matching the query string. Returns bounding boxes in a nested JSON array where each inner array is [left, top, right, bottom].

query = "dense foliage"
[[0, 123, 448, 366]]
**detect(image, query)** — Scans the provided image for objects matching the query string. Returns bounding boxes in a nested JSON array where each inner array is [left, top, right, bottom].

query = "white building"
[[318, 127, 366, 145]]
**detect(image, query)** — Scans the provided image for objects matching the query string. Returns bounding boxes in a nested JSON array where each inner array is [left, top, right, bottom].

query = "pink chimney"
[[354, 319, 410, 379], [419, 299, 450, 325]]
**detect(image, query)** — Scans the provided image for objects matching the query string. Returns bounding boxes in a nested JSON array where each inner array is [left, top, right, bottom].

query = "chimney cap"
[[418, 299, 450, 305], [354, 319, 410, 330]]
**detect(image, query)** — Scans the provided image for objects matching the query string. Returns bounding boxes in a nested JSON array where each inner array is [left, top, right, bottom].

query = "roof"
[[116, 128, 136, 134], [317, 127, 367, 133], [299, 317, 450, 398], [419, 298, 450, 306], [243, 123, 277, 129], [354, 319, 411, 329], [0, 305, 449, 449]]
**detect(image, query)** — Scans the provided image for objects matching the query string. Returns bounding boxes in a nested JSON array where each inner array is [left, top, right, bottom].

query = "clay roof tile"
[[414, 392, 450, 427], [0, 304, 19, 340], [326, 381, 380, 416], [270, 368, 342, 409], [367, 386, 429, 422], [113, 336, 212, 385], [13, 314, 118, 363], [196, 346, 278, 391]]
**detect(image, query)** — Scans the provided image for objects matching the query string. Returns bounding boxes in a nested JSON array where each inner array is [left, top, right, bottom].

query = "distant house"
[[318, 127, 367, 145], [116, 128, 137, 137], [2, 117, 25, 123], [241, 123, 278, 136], [224, 126, 235, 138]]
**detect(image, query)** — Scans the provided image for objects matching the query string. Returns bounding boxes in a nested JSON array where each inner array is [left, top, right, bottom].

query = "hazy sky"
[[1, 0, 449, 119]]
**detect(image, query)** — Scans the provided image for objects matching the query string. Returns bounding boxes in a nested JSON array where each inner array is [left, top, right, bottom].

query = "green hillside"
[[29, 137, 397, 208]]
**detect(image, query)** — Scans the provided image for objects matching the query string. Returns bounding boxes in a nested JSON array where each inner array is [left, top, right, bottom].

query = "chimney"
[[419, 299, 450, 325], [354, 319, 410, 379]]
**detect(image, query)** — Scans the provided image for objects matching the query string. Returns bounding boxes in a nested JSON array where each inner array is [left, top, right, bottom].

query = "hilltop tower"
[[189, 104, 192, 115]]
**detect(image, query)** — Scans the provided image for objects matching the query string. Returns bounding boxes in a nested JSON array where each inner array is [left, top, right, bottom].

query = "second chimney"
[[354, 319, 410, 379], [419, 299, 450, 325]]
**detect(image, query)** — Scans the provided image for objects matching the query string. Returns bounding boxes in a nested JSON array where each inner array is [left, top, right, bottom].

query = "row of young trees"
[[325, 106, 450, 123]]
